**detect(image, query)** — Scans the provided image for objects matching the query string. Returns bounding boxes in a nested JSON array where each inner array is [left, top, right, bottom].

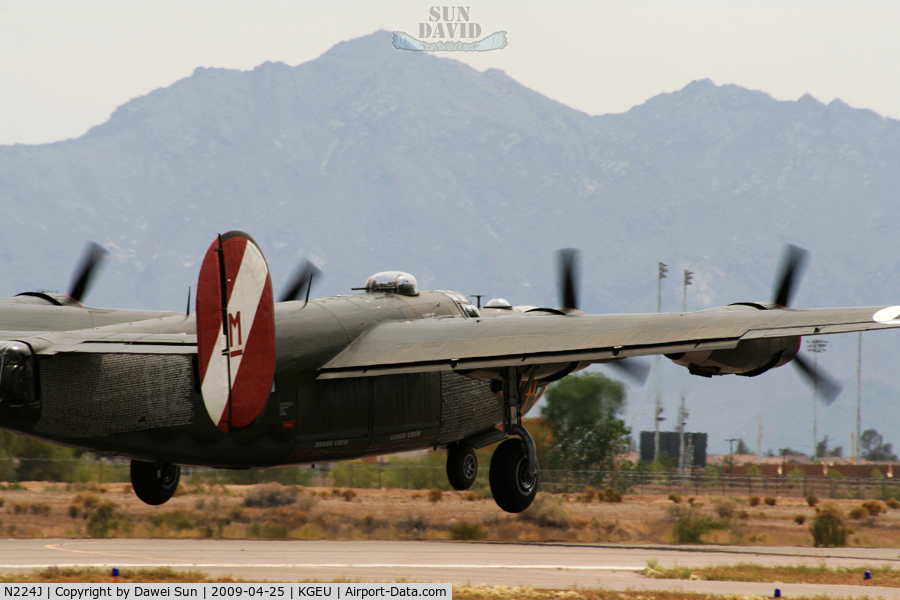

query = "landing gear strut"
[[130, 459, 181, 506], [489, 366, 539, 513], [446, 442, 478, 490]]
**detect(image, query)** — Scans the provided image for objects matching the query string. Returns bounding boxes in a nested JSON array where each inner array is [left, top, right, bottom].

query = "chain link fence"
[[4, 457, 900, 500]]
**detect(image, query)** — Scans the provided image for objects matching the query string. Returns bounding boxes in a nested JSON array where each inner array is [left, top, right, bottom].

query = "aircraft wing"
[[0, 330, 197, 355], [317, 305, 900, 379]]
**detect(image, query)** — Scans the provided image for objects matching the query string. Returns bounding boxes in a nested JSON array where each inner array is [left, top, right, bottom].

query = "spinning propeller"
[[771, 244, 842, 404], [68, 242, 109, 303], [279, 259, 321, 304], [558, 248, 579, 311], [556, 248, 650, 384]]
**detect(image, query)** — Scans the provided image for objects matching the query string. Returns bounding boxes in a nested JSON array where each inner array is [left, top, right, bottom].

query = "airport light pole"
[[807, 338, 828, 459], [654, 262, 668, 462], [678, 395, 689, 475], [657, 262, 668, 313], [682, 269, 693, 312], [856, 332, 862, 463]]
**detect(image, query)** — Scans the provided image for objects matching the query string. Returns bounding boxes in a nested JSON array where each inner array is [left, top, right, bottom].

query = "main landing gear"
[[490, 366, 540, 512], [445, 366, 540, 513], [130, 459, 181, 505], [489, 436, 538, 513]]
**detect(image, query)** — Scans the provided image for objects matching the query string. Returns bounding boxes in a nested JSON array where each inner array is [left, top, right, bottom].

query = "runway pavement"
[[2, 539, 900, 597]]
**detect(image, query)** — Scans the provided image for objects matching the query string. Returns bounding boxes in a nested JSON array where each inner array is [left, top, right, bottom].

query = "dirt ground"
[[2, 480, 899, 547]]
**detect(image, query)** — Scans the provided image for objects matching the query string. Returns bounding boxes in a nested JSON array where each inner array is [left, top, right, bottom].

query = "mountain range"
[[2, 30, 899, 455]]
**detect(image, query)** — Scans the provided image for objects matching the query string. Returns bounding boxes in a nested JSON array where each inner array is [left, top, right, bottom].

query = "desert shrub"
[[243, 483, 298, 508], [147, 510, 195, 531], [764, 497, 776, 506], [579, 487, 596, 503], [737, 510, 749, 520], [806, 495, 819, 507], [748, 495, 761, 507], [671, 510, 727, 544], [886, 498, 900, 509], [248, 521, 289, 539], [668, 493, 681, 504], [714, 500, 735, 520], [518, 495, 571, 529], [359, 514, 386, 534], [73, 492, 101, 508], [810, 503, 848, 547], [428, 488, 443, 503], [341, 489, 357, 502], [398, 514, 428, 536], [450, 521, 487, 541], [603, 488, 622, 503], [794, 515, 806, 525], [29, 502, 51, 516], [594, 489, 608, 502], [261, 506, 309, 530], [86, 500, 128, 538], [464, 491, 481, 502], [849, 506, 866, 520], [862, 500, 886, 516], [0, 498, 4, 507], [68, 492, 103, 518], [228, 506, 248, 523]]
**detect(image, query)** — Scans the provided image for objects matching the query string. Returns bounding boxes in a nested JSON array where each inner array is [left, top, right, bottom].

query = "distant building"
[[639, 431, 707, 467]]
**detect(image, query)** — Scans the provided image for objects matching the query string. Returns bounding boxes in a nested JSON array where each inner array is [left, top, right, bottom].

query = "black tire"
[[130, 460, 181, 506], [446, 442, 478, 491], [489, 438, 538, 513]]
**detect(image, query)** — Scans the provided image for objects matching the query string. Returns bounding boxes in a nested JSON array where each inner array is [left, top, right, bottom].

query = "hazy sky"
[[2, 1, 899, 145]]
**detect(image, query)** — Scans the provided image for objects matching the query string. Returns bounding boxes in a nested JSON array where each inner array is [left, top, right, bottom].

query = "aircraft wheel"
[[446, 442, 478, 490], [130, 460, 181, 506], [489, 438, 538, 513]]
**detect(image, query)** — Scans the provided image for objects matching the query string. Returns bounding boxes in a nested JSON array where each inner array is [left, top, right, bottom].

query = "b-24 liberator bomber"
[[1, 232, 899, 512]]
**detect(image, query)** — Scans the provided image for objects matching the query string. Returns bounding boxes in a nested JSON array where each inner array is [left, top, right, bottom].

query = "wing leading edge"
[[317, 305, 900, 379]]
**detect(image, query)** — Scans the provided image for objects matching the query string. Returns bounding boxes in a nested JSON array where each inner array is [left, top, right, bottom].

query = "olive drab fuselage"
[[0, 289, 528, 469]]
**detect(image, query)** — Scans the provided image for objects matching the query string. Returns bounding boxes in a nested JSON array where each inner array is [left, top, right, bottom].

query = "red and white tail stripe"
[[196, 232, 276, 432]]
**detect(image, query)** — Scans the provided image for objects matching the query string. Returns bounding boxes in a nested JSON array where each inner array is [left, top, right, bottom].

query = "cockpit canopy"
[[364, 271, 419, 296]]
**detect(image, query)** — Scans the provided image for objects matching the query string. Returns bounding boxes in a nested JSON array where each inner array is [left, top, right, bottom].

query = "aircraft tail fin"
[[195, 231, 276, 433]]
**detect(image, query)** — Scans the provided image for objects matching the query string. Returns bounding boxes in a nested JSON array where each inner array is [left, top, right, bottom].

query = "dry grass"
[[8, 481, 900, 547], [0, 566, 249, 583], [645, 562, 900, 588]]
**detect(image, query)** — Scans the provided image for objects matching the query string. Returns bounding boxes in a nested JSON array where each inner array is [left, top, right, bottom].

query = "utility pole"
[[657, 262, 668, 313], [857, 332, 862, 464], [678, 395, 688, 475], [654, 262, 668, 462], [678, 270, 692, 474], [807, 338, 828, 459], [756, 415, 762, 464], [682, 269, 693, 312], [654, 403, 665, 463]]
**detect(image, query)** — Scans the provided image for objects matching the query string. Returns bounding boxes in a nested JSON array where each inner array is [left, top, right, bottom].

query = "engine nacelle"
[[666, 302, 799, 377], [667, 336, 800, 377]]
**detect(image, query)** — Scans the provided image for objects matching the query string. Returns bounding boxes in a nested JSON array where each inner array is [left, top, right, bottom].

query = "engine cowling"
[[666, 302, 800, 378]]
